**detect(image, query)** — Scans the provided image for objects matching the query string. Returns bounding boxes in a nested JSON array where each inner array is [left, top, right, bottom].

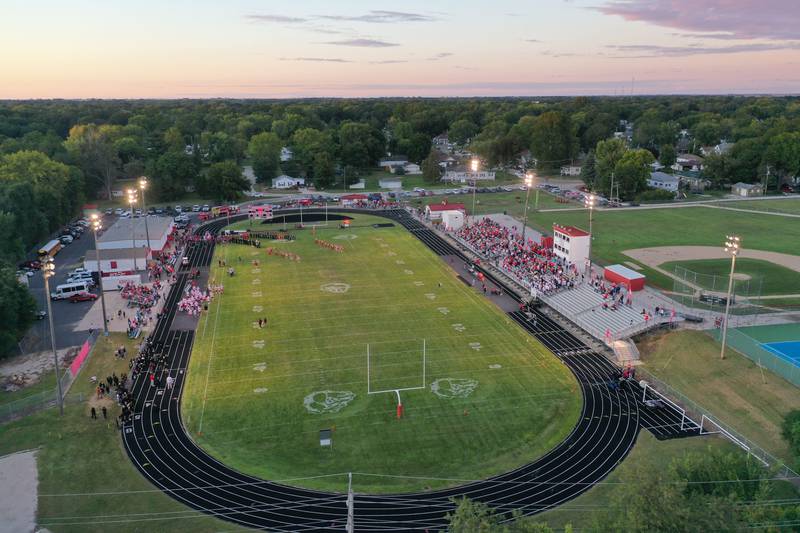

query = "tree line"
[[1, 96, 799, 355]]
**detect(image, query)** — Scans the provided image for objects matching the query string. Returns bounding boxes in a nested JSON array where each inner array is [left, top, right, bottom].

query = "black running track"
[[122, 208, 700, 531]]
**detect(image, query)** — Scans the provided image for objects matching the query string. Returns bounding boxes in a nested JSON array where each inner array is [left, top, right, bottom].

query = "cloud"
[[279, 57, 353, 63], [369, 59, 409, 64], [607, 42, 800, 57], [319, 10, 436, 23], [594, 0, 800, 41], [541, 50, 580, 57], [427, 52, 453, 61], [525, 39, 543, 43], [244, 14, 307, 24], [322, 38, 399, 47]]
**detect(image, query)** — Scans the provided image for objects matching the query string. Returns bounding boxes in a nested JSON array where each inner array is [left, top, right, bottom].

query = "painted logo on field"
[[321, 283, 350, 294], [303, 390, 356, 414], [333, 234, 357, 240], [430, 378, 479, 399]]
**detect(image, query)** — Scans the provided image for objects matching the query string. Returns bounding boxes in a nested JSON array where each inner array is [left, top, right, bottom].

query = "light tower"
[[720, 235, 741, 360], [584, 193, 596, 275], [139, 177, 151, 260], [127, 189, 139, 271], [90, 214, 109, 336], [470, 157, 479, 222], [521, 171, 534, 245], [41, 257, 64, 415]]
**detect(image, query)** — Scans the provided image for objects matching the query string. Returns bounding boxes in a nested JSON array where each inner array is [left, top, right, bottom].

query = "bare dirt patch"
[[0, 347, 77, 392], [623, 246, 800, 273]]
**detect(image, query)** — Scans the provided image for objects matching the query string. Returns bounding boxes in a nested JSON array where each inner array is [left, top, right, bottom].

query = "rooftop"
[[553, 224, 589, 238], [99, 216, 174, 244], [649, 171, 680, 183], [427, 203, 465, 212], [87, 248, 148, 260]]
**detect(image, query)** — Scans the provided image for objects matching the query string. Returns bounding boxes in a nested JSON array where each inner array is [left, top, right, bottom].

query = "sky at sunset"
[[1, 0, 799, 98]]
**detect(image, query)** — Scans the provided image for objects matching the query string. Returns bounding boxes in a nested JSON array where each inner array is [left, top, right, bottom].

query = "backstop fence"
[[711, 327, 800, 388], [671, 264, 765, 324]]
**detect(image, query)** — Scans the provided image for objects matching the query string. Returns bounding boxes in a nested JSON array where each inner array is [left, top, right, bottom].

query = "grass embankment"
[[638, 329, 800, 463], [661, 258, 800, 296], [0, 333, 243, 533], [182, 214, 582, 493]]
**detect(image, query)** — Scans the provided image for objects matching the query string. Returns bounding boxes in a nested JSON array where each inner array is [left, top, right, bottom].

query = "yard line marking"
[[197, 283, 224, 434]]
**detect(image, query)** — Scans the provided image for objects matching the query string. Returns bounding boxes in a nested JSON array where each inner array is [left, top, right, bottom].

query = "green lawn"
[[0, 333, 242, 533], [637, 330, 800, 463], [412, 191, 578, 221], [524, 205, 800, 290], [182, 214, 582, 493], [0, 369, 56, 410], [539, 432, 737, 530], [720, 198, 800, 215], [661, 258, 800, 296]]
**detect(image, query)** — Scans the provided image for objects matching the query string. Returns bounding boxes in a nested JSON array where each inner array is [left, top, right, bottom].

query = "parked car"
[[19, 260, 41, 270], [69, 292, 99, 303], [201, 205, 210, 212], [114, 208, 124, 215], [192, 205, 200, 212], [781, 184, 795, 194], [59, 235, 73, 245], [70, 267, 89, 276], [105, 208, 113, 215], [34, 310, 47, 320]]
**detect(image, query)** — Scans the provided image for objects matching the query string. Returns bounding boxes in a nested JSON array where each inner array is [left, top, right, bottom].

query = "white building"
[[271, 175, 305, 189], [98, 217, 174, 256], [441, 210, 465, 231], [732, 182, 763, 197], [671, 154, 704, 172], [379, 178, 403, 189], [648, 172, 680, 192], [83, 249, 148, 290], [280, 147, 293, 162], [442, 169, 496, 183], [560, 163, 582, 176], [379, 155, 409, 170], [552, 224, 590, 269], [401, 163, 421, 174], [425, 203, 466, 220]]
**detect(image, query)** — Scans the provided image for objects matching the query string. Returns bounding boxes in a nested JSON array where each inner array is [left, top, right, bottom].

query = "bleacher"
[[543, 284, 669, 342]]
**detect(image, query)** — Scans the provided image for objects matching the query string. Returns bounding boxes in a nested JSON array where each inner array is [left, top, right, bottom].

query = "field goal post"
[[367, 339, 426, 419]]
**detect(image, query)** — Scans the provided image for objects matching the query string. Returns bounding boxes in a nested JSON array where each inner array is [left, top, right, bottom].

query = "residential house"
[[379, 155, 409, 171], [560, 163, 582, 177], [677, 173, 711, 192], [379, 178, 403, 189], [671, 154, 704, 172], [701, 141, 733, 157], [732, 182, 763, 197], [402, 163, 422, 175], [647, 172, 680, 192], [271, 175, 305, 189], [442, 167, 496, 183], [432, 133, 453, 152], [280, 147, 293, 162]]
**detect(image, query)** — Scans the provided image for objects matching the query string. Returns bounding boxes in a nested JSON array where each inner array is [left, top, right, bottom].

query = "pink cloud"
[[595, 0, 800, 40]]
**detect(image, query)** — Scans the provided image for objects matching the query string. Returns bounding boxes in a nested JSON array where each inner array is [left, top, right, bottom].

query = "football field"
[[181, 214, 581, 493]]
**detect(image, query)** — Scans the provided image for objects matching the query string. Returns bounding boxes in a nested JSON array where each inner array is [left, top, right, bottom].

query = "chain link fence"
[[671, 264, 768, 324]]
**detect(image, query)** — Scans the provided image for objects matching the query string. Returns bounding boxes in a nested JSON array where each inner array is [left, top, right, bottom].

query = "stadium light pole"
[[139, 177, 151, 262], [470, 158, 479, 222], [127, 189, 139, 271], [584, 193, 596, 276], [91, 214, 109, 336], [521, 171, 534, 245], [720, 235, 741, 360], [41, 257, 64, 416]]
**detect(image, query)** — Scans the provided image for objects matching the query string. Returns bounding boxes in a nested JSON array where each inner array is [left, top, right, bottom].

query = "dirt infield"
[[623, 246, 800, 273]]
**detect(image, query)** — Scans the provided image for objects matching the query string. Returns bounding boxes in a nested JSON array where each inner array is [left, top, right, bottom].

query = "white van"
[[51, 281, 92, 300]]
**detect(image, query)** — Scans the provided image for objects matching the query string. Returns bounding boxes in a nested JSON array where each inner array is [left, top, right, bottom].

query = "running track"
[[122, 208, 700, 531]]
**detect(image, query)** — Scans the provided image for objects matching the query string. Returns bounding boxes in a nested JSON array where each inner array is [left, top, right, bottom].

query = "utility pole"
[[764, 165, 770, 196], [346, 472, 354, 533], [91, 214, 109, 336]]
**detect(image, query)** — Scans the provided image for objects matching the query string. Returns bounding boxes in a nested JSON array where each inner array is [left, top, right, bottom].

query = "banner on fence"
[[70, 340, 90, 378]]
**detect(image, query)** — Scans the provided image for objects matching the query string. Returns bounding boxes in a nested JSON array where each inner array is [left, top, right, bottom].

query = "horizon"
[[2, 0, 799, 98]]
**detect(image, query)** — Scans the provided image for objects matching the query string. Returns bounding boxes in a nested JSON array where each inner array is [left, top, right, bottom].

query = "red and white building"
[[83, 248, 149, 290], [340, 194, 369, 207], [552, 224, 590, 267], [425, 202, 466, 220]]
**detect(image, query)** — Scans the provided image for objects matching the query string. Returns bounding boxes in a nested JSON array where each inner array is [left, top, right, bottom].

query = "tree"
[[594, 138, 627, 195], [580, 150, 597, 190], [659, 144, 677, 168], [0, 262, 37, 359], [766, 132, 800, 183], [151, 151, 197, 201], [530, 111, 576, 171], [290, 128, 334, 180], [64, 123, 120, 199], [338, 122, 385, 169], [614, 149, 654, 200], [446, 497, 558, 533], [782, 410, 800, 469], [201, 161, 248, 201], [449, 119, 479, 145], [422, 150, 442, 184], [694, 121, 722, 146], [312, 151, 336, 189], [247, 132, 282, 183]]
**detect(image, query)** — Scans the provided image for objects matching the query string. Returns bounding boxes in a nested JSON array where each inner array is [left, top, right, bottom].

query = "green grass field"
[[181, 214, 581, 493], [0, 333, 242, 533], [523, 205, 800, 290], [720, 198, 800, 215], [660, 258, 800, 296]]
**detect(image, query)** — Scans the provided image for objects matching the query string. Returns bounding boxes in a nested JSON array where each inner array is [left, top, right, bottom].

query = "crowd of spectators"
[[455, 218, 579, 296]]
